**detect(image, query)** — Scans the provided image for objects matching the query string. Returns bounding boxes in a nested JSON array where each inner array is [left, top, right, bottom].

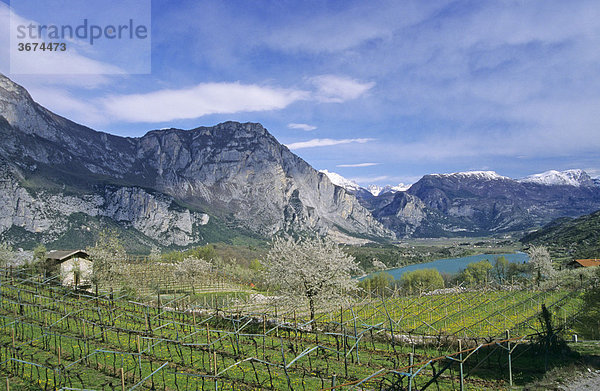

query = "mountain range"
[[322, 170, 600, 238], [1, 73, 599, 250]]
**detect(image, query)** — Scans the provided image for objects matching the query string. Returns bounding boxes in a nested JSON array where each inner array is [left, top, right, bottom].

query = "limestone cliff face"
[[0, 166, 209, 246], [133, 123, 390, 237], [0, 74, 392, 247]]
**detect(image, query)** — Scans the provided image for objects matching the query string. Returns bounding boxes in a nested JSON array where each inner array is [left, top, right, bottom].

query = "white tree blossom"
[[265, 236, 361, 322], [528, 245, 556, 285], [0, 242, 14, 267], [372, 258, 386, 271], [148, 246, 162, 262], [86, 229, 127, 287], [175, 256, 212, 286]]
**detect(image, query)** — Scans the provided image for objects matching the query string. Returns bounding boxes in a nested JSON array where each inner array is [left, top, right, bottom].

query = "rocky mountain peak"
[[518, 169, 595, 187], [0, 73, 31, 99], [0, 75, 392, 247]]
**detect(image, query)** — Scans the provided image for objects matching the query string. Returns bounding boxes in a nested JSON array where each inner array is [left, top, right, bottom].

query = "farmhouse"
[[569, 259, 600, 268], [45, 250, 93, 288]]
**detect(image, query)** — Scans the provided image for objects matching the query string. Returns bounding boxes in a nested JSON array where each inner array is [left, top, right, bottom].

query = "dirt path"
[[559, 369, 600, 390]]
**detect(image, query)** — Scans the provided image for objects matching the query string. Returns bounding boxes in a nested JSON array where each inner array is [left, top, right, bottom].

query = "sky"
[[1, 0, 599, 186]]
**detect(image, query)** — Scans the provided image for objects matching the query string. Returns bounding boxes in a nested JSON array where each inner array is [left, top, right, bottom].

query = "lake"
[[376, 252, 529, 280]]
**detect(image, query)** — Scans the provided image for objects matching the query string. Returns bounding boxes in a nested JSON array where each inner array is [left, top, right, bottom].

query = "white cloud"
[[286, 138, 374, 150], [26, 87, 105, 126], [584, 168, 600, 178], [2, 3, 127, 76], [336, 162, 379, 168], [288, 123, 317, 131], [310, 75, 375, 103], [102, 83, 310, 123], [101, 75, 375, 124], [262, 2, 441, 53]]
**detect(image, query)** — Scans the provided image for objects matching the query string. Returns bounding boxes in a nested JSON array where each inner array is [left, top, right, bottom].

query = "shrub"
[[401, 268, 444, 294], [359, 272, 394, 296], [458, 260, 492, 286]]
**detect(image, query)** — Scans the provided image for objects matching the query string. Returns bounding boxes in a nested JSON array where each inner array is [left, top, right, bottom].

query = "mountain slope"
[[521, 209, 600, 260], [0, 74, 392, 250], [364, 170, 600, 238]]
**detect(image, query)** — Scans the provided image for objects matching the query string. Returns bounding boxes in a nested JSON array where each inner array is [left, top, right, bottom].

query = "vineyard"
[[0, 267, 586, 390]]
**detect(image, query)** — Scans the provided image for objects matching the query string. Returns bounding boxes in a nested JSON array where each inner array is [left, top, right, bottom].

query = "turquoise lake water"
[[376, 252, 529, 280]]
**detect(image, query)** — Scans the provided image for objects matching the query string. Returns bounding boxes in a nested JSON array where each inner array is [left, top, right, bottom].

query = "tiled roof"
[[573, 259, 600, 267], [46, 250, 89, 261]]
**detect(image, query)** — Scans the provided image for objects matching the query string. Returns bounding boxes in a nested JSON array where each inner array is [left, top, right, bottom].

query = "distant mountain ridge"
[[383, 170, 600, 237], [0, 74, 392, 250], [517, 169, 595, 187], [320, 170, 600, 238]]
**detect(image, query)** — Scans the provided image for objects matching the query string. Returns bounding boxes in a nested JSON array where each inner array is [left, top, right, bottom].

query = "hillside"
[[521, 209, 600, 261]]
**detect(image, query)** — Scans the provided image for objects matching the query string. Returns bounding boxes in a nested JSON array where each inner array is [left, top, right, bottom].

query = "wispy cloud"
[[288, 123, 317, 131], [262, 2, 439, 53], [584, 168, 600, 178], [286, 138, 375, 150], [102, 83, 309, 123], [26, 87, 105, 125], [310, 75, 374, 103], [336, 162, 379, 168], [101, 75, 373, 123]]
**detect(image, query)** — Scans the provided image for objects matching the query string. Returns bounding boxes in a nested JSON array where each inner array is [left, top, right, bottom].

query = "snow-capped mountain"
[[361, 169, 600, 238], [518, 169, 595, 187], [367, 183, 411, 196], [310, 167, 600, 238], [431, 171, 510, 181], [320, 170, 411, 196], [319, 170, 362, 192]]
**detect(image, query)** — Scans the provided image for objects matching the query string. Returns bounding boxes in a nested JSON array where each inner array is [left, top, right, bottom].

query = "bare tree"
[[528, 245, 556, 286], [265, 236, 361, 322]]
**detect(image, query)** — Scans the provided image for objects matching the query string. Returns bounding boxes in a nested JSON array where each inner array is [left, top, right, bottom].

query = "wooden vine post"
[[341, 306, 348, 378], [506, 330, 513, 387], [458, 339, 464, 391]]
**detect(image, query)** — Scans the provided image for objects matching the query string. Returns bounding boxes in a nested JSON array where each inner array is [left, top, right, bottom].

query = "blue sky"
[[1, 0, 599, 186]]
